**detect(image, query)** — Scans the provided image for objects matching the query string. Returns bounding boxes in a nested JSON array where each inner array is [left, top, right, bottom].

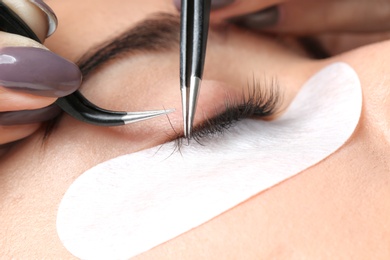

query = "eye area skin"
[[181, 80, 281, 143], [45, 12, 299, 146]]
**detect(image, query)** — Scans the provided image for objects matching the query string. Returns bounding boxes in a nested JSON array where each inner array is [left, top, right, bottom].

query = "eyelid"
[[173, 77, 282, 146]]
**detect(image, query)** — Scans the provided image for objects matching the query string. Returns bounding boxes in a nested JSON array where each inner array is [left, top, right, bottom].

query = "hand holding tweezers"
[[0, 1, 172, 126], [180, 0, 211, 137]]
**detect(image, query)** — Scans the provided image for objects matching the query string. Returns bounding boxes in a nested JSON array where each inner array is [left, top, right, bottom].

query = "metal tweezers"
[[0, 2, 171, 126], [180, 0, 211, 138], [1, 1, 211, 130]]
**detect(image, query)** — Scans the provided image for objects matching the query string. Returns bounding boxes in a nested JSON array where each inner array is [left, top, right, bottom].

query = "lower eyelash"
[[172, 77, 282, 147]]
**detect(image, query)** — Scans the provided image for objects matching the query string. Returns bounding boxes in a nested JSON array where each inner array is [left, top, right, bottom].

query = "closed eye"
[[173, 77, 282, 147]]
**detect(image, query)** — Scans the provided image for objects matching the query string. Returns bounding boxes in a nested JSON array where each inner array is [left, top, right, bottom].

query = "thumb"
[[2, 0, 58, 42], [0, 1, 81, 123], [228, 0, 390, 34], [0, 0, 80, 104]]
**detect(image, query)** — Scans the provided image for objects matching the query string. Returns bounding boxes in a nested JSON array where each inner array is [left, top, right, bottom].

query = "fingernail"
[[173, 0, 235, 10], [229, 6, 279, 30], [0, 47, 82, 97], [0, 104, 61, 125], [29, 0, 58, 37]]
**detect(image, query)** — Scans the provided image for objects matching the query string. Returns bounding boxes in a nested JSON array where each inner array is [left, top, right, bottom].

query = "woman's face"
[[1, 0, 390, 258], [44, 0, 319, 165]]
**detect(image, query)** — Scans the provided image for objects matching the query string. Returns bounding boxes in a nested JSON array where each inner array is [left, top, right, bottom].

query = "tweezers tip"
[[187, 77, 201, 139], [181, 87, 189, 138], [164, 108, 176, 114], [123, 108, 174, 124]]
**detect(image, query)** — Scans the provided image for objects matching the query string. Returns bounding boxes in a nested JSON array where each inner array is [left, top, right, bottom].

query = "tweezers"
[[180, 0, 211, 137], [0, 2, 172, 126]]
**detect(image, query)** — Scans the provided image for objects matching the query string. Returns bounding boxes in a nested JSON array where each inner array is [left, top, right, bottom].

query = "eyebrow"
[[43, 13, 181, 138], [77, 13, 181, 79]]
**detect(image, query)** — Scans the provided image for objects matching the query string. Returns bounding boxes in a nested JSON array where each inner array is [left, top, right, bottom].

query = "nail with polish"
[[29, 0, 58, 37], [0, 47, 82, 97], [229, 6, 279, 30], [173, 0, 235, 10], [0, 104, 61, 126]]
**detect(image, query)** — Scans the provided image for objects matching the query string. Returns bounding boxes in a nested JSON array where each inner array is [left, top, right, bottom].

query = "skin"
[[0, 1, 54, 146], [209, 0, 390, 55], [1, 0, 390, 258], [211, 0, 390, 33]]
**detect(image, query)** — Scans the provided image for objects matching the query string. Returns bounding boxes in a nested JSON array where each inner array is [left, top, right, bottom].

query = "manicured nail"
[[29, 0, 58, 37], [229, 6, 279, 30], [173, 0, 235, 10], [0, 104, 61, 125], [0, 47, 82, 97]]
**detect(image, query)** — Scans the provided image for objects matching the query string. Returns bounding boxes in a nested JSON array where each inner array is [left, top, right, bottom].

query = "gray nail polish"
[[29, 0, 58, 37], [0, 104, 61, 125], [229, 6, 279, 30], [0, 47, 82, 97], [174, 0, 235, 10]]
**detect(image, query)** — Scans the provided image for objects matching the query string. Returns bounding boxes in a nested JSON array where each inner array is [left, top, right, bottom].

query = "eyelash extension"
[[172, 77, 282, 150]]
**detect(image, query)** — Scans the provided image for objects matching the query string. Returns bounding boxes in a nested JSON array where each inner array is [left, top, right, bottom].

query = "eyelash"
[[172, 77, 282, 147]]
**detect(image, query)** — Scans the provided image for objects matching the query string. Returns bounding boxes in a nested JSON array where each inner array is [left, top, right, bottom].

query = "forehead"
[[45, 0, 177, 60]]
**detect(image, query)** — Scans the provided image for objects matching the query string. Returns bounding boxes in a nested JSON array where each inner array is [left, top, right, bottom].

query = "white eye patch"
[[57, 62, 362, 259]]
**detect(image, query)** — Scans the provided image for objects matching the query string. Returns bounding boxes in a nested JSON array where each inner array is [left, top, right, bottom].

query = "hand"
[[0, 0, 81, 150], [173, 0, 390, 55]]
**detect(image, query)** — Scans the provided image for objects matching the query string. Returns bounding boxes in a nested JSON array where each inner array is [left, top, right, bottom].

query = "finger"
[[0, 1, 81, 106], [0, 123, 40, 145], [316, 31, 390, 55], [0, 1, 72, 146], [229, 0, 390, 34], [173, 0, 285, 32], [3, 0, 58, 42], [278, 0, 390, 34], [173, 0, 285, 20], [0, 104, 61, 125], [0, 41, 81, 130], [0, 35, 82, 98], [0, 86, 55, 112]]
